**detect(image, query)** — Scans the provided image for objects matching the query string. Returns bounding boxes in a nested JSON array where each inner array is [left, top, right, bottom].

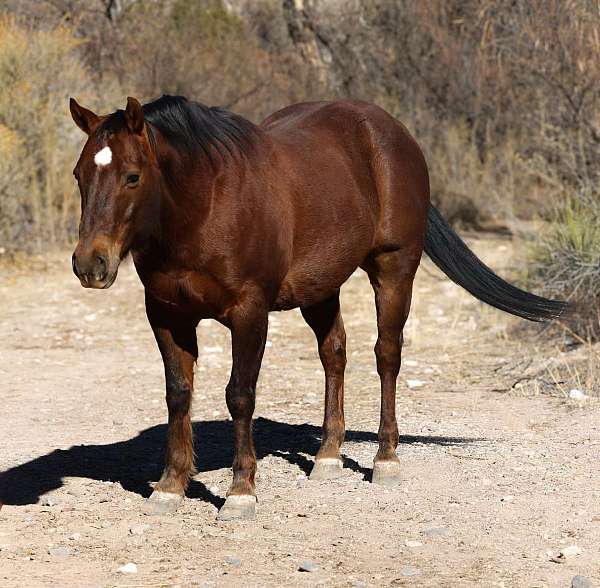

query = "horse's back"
[[261, 100, 429, 229]]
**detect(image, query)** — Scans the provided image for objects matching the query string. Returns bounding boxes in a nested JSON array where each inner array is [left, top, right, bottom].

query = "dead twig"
[[447, 449, 488, 460]]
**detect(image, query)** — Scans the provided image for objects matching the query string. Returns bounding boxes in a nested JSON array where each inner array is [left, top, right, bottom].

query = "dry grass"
[[0, 17, 92, 251], [516, 340, 600, 400]]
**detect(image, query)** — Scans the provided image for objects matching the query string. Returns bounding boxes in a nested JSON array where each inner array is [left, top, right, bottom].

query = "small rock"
[[405, 540, 423, 547], [571, 575, 593, 588], [226, 555, 241, 567], [118, 562, 138, 574], [550, 545, 583, 563], [501, 495, 514, 502], [560, 545, 583, 558], [298, 560, 319, 572], [401, 566, 419, 577], [48, 546, 70, 558], [406, 379, 427, 389], [351, 581, 367, 588], [129, 524, 150, 535], [569, 389, 589, 401], [423, 527, 449, 537], [68, 533, 81, 541], [41, 497, 57, 507]]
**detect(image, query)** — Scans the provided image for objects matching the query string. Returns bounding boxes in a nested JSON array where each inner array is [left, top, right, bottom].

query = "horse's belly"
[[273, 254, 362, 310], [272, 214, 374, 310]]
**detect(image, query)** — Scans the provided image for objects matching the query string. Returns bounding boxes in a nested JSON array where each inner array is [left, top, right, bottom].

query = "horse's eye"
[[126, 173, 140, 186]]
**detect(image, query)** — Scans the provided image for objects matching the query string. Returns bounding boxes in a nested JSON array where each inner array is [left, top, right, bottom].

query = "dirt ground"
[[0, 235, 599, 588]]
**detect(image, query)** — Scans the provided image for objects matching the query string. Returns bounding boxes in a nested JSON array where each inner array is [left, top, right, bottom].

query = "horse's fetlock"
[[226, 385, 255, 417], [166, 383, 192, 413]]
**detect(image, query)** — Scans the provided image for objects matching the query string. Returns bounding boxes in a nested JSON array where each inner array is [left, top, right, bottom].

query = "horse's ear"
[[124, 97, 144, 135], [70, 98, 100, 135]]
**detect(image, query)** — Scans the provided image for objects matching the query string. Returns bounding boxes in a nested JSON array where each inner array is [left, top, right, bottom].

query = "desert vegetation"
[[0, 0, 599, 338]]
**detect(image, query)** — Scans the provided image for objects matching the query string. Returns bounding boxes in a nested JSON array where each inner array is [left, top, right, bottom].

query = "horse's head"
[[70, 97, 159, 289]]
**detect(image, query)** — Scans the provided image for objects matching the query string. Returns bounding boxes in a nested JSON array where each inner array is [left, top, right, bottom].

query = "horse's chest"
[[142, 270, 232, 319]]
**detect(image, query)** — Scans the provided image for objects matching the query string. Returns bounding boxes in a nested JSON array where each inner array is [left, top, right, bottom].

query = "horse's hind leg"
[[364, 249, 420, 486], [301, 293, 346, 480], [145, 298, 198, 514]]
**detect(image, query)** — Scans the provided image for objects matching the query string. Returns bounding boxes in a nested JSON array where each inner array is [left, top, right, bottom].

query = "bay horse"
[[69, 95, 564, 520]]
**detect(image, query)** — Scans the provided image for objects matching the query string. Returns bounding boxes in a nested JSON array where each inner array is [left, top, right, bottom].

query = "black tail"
[[424, 205, 566, 322]]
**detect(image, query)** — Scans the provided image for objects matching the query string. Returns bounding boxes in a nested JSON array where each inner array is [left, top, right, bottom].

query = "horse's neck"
[[155, 149, 215, 233], [146, 135, 252, 265]]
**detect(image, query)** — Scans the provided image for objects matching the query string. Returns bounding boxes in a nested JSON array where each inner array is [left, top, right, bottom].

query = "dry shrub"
[[280, 0, 600, 230], [0, 124, 26, 249], [405, 116, 519, 231], [0, 17, 93, 251], [111, 2, 262, 108], [517, 1, 600, 341], [106, 0, 315, 121]]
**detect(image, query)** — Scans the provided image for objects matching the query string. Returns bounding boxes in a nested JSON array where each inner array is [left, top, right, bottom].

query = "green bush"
[[528, 196, 600, 341]]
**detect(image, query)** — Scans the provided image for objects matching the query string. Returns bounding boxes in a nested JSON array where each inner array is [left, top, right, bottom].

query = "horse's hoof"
[[145, 491, 183, 514], [309, 458, 344, 481], [216, 495, 256, 521], [372, 460, 401, 486]]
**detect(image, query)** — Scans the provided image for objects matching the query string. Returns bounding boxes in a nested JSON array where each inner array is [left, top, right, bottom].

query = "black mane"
[[99, 95, 256, 159]]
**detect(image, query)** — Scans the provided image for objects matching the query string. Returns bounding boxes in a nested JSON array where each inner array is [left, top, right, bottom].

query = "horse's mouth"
[[79, 268, 119, 290]]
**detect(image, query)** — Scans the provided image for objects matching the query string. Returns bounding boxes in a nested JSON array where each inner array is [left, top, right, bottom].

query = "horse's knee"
[[374, 336, 402, 377], [322, 335, 347, 376]]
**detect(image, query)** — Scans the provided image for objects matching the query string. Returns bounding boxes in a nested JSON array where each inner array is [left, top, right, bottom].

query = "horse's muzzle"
[[72, 250, 119, 289]]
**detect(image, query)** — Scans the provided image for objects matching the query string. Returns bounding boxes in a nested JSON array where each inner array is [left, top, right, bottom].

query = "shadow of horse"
[[0, 417, 482, 509]]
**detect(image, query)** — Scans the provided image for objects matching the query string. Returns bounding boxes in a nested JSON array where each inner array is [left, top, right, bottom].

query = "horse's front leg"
[[217, 298, 268, 521], [145, 297, 198, 514]]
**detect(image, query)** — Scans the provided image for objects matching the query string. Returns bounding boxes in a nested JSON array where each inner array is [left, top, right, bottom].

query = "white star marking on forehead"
[[94, 146, 112, 167]]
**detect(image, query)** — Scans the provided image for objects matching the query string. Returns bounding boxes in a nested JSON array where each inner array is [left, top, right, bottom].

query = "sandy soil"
[[0, 236, 599, 588]]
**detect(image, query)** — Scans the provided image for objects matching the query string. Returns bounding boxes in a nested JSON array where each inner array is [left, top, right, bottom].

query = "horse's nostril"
[[95, 255, 108, 280]]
